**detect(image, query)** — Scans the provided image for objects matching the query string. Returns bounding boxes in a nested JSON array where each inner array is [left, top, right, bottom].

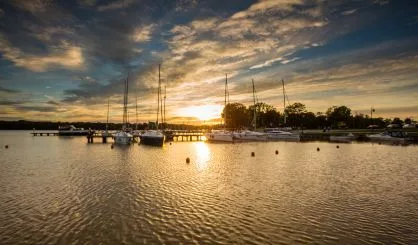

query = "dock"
[[168, 130, 205, 142], [31, 131, 59, 136]]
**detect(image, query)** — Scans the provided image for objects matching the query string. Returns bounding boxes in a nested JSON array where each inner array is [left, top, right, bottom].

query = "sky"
[[0, 0, 418, 124]]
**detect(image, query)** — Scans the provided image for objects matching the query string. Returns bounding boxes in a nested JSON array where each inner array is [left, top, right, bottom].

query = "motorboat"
[[330, 133, 355, 143], [367, 131, 409, 143], [58, 125, 90, 136], [205, 130, 235, 142], [114, 130, 133, 145], [266, 130, 300, 141], [233, 130, 267, 141], [140, 130, 165, 146]]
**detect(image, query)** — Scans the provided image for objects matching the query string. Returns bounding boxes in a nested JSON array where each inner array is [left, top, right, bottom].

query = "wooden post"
[[102, 137, 107, 143]]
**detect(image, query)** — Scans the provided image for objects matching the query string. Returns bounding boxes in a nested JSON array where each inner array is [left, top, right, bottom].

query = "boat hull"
[[367, 136, 407, 143], [205, 133, 234, 142], [267, 135, 300, 141], [329, 136, 354, 143], [114, 132, 133, 145], [233, 133, 267, 141], [140, 136, 165, 146]]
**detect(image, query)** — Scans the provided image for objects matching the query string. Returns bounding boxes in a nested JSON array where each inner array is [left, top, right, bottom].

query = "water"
[[1, 131, 417, 244]]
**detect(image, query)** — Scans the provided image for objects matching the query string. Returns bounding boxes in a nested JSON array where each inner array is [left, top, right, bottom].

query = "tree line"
[[0, 102, 414, 130], [221, 102, 415, 129]]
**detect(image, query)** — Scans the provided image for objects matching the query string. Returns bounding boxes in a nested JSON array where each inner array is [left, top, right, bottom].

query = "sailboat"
[[234, 79, 267, 141], [114, 75, 133, 145], [205, 74, 235, 142], [132, 95, 141, 137], [140, 64, 165, 146], [102, 99, 112, 137], [266, 79, 300, 141]]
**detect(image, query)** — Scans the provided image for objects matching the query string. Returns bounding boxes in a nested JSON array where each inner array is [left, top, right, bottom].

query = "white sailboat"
[[102, 99, 112, 137], [267, 130, 300, 141], [132, 96, 141, 137], [367, 131, 409, 143], [234, 79, 267, 141], [140, 64, 165, 146], [205, 74, 234, 142], [114, 75, 133, 145], [266, 79, 300, 141]]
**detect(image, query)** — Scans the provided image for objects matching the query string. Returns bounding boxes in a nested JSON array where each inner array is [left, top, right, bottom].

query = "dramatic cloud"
[[0, 37, 84, 72], [0, 0, 417, 122], [0, 86, 19, 93], [97, 0, 136, 11], [132, 24, 155, 43]]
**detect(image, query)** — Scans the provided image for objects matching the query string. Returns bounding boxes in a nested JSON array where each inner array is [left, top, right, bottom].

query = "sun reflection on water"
[[195, 142, 210, 171]]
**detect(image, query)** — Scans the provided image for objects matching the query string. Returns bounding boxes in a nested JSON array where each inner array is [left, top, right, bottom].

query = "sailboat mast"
[[126, 76, 129, 127], [135, 95, 138, 130], [282, 79, 286, 125], [163, 85, 166, 130], [106, 99, 109, 131], [225, 73, 228, 128], [252, 79, 257, 130], [156, 64, 161, 130], [123, 77, 128, 128]]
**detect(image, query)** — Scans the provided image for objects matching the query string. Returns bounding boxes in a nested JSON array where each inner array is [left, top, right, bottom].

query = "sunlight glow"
[[195, 142, 210, 171], [176, 105, 223, 121]]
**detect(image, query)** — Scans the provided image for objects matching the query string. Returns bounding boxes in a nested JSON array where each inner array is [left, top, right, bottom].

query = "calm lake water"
[[1, 131, 417, 244]]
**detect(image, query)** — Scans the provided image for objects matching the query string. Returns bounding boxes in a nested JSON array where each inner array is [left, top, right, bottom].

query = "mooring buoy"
[[5, 145, 9, 149], [275, 150, 279, 155], [186, 157, 190, 164], [336, 145, 339, 149], [317, 147, 320, 151], [251, 152, 255, 157]]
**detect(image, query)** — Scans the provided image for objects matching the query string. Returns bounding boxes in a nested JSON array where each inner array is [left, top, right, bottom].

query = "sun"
[[177, 105, 223, 121]]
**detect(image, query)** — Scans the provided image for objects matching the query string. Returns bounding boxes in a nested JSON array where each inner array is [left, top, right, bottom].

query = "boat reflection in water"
[[330, 133, 355, 143]]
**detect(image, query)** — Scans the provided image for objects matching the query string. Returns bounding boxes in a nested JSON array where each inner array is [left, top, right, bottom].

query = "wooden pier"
[[170, 131, 205, 142], [31, 131, 59, 136]]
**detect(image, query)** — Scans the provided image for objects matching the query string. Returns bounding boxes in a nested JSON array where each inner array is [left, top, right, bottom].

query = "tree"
[[326, 105, 352, 128], [222, 103, 248, 129], [248, 102, 280, 128], [404, 118, 412, 124], [392, 117, 403, 125], [285, 102, 307, 115], [285, 102, 308, 127]]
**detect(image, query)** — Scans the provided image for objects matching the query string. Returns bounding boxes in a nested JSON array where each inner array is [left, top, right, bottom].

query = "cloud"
[[78, 0, 97, 7], [97, 0, 136, 12], [0, 86, 19, 93], [0, 37, 84, 72], [12, 0, 54, 13], [341, 9, 357, 15], [132, 24, 155, 43]]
